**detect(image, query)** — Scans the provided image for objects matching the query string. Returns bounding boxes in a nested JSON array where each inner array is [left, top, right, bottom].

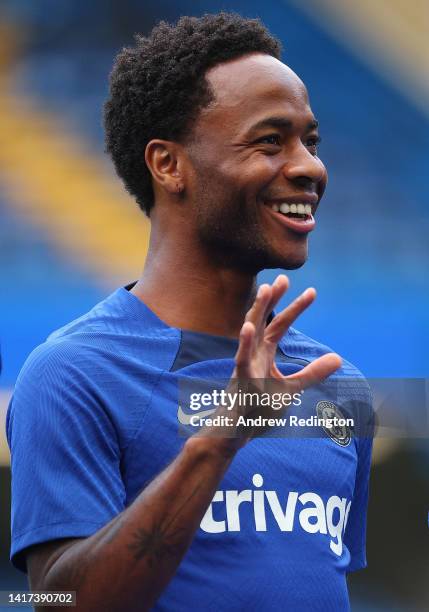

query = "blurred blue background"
[[0, 1, 428, 610]]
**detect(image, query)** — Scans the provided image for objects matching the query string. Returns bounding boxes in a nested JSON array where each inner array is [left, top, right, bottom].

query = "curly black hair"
[[104, 12, 281, 215]]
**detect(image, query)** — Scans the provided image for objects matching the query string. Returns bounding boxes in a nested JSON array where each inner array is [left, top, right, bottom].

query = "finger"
[[286, 353, 342, 393], [244, 284, 273, 338], [234, 321, 256, 378], [245, 276, 289, 338], [265, 287, 316, 345], [264, 274, 289, 322], [270, 361, 284, 379]]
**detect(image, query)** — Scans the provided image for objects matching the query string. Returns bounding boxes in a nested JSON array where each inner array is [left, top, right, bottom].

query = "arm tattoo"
[[128, 525, 186, 567]]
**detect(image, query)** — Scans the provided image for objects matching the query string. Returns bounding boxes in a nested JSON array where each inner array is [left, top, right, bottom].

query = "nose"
[[282, 143, 327, 192]]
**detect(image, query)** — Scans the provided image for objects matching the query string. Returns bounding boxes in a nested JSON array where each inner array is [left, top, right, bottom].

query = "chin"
[[263, 258, 307, 271], [281, 257, 307, 270], [244, 254, 306, 274], [264, 245, 309, 271]]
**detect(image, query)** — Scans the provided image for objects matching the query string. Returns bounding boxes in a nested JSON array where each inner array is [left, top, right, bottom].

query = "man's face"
[[185, 53, 327, 273]]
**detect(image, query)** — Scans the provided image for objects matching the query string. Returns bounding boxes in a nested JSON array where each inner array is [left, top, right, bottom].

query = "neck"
[[131, 225, 257, 337]]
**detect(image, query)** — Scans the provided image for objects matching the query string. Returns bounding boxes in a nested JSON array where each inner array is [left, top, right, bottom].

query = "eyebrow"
[[248, 116, 319, 133]]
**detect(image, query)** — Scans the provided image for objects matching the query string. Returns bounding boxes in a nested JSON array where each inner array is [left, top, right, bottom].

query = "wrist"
[[185, 433, 242, 463]]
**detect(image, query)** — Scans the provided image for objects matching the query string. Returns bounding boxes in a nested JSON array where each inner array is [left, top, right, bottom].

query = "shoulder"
[[281, 326, 366, 379], [46, 286, 142, 342], [7, 335, 104, 445], [280, 327, 374, 430], [7, 288, 181, 437], [16, 287, 181, 385]]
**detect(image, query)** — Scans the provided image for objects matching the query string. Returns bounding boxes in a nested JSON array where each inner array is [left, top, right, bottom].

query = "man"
[[7, 13, 372, 611]]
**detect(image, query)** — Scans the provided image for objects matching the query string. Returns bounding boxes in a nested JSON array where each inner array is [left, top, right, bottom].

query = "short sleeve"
[[343, 433, 373, 572], [6, 341, 126, 572]]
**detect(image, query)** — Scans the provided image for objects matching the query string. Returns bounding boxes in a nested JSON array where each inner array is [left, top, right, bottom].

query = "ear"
[[145, 139, 185, 196]]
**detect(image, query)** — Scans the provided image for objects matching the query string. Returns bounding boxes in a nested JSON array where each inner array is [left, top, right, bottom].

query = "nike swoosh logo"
[[177, 405, 216, 425]]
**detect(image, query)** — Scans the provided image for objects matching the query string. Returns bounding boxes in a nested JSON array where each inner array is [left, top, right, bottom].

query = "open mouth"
[[264, 201, 316, 234], [269, 202, 313, 219]]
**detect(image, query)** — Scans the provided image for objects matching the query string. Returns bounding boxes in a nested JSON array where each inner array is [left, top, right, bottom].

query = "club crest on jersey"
[[316, 401, 351, 446]]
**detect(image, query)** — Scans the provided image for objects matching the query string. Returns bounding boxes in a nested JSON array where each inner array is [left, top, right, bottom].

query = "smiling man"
[[7, 13, 373, 611], [180, 55, 323, 276]]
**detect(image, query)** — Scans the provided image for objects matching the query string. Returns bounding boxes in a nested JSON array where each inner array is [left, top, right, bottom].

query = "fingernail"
[[302, 287, 315, 299]]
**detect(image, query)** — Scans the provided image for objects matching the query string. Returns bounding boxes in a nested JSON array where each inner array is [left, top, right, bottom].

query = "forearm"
[[40, 437, 236, 611]]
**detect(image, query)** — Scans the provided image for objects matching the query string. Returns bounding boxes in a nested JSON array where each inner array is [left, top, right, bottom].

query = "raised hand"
[[196, 275, 341, 449], [233, 274, 341, 392]]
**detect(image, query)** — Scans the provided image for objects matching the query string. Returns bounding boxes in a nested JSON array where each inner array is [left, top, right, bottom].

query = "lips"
[[263, 200, 316, 234]]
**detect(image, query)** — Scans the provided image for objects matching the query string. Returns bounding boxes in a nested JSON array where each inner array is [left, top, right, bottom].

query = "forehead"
[[198, 53, 312, 134]]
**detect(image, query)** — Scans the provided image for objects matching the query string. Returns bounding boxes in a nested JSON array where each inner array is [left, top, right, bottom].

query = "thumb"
[[286, 353, 342, 393]]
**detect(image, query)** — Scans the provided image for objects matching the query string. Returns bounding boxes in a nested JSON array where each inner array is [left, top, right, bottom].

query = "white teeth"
[[270, 202, 313, 216]]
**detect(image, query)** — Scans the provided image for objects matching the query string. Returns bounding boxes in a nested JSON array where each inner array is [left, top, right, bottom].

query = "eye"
[[306, 135, 322, 154], [256, 134, 281, 146]]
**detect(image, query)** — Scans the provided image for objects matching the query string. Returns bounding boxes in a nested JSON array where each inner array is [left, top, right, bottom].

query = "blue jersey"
[[7, 286, 373, 611]]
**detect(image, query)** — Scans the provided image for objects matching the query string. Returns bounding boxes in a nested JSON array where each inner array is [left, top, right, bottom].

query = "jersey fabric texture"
[[7, 286, 373, 611]]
